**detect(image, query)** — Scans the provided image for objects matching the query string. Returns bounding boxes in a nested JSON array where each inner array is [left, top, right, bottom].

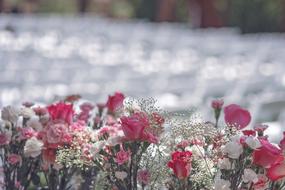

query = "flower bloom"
[[115, 148, 130, 165], [1, 106, 19, 123], [46, 122, 69, 145], [120, 112, 149, 140], [266, 156, 285, 181], [245, 136, 261, 150], [211, 99, 224, 110], [7, 154, 21, 165], [47, 102, 74, 124], [242, 168, 258, 183], [224, 104, 251, 129], [137, 169, 151, 185], [167, 151, 192, 179], [106, 92, 125, 112], [115, 171, 128, 181], [0, 132, 11, 145], [253, 139, 282, 168], [214, 178, 231, 190], [253, 175, 268, 190], [218, 158, 232, 170], [20, 127, 36, 140], [24, 137, 44, 158], [223, 141, 243, 159]]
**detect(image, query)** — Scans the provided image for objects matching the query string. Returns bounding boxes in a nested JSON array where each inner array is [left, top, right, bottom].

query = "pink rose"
[[47, 102, 74, 124], [7, 154, 21, 165], [253, 139, 282, 168], [211, 99, 224, 109], [115, 148, 130, 165], [0, 133, 10, 145], [106, 92, 125, 112], [267, 157, 285, 181], [46, 122, 69, 145], [224, 104, 251, 129], [137, 169, 151, 185], [121, 112, 149, 140]]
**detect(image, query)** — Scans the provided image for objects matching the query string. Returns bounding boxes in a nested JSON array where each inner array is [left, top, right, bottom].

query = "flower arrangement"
[[0, 93, 284, 190]]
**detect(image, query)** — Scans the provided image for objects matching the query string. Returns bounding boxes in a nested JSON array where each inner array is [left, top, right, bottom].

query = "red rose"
[[224, 104, 251, 129], [47, 102, 74, 124], [106, 92, 125, 112], [253, 139, 282, 168], [167, 151, 192, 179]]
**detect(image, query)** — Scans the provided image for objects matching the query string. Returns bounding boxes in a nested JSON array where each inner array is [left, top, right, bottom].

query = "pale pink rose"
[[0, 132, 11, 145], [253, 175, 268, 190], [137, 169, 151, 185], [46, 122, 69, 144], [7, 154, 21, 165], [115, 148, 130, 165], [20, 127, 36, 140]]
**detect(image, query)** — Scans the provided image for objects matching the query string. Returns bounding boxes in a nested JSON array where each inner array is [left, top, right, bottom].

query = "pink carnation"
[[115, 148, 130, 165], [20, 127, 36, 140], [0, 133, 10, 145], [7, 154, 21, 165], [46, 122, 69, 145], [211, 99, 224, 109]]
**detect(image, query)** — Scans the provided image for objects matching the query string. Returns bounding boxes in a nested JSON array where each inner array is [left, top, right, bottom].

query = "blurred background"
[[0, 0, 284, 140]]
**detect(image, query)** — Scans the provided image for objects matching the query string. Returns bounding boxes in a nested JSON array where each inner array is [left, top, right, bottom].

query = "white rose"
[[218, 158, 232, 170], [245, 136, 261, 150], [115, 171, 128, 181], [223, 141, 243, 159], [242, 168, 258, 183], [214, 178, 231, 190], [1, 106, 19, 123], [24, 137, 43, 158]]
